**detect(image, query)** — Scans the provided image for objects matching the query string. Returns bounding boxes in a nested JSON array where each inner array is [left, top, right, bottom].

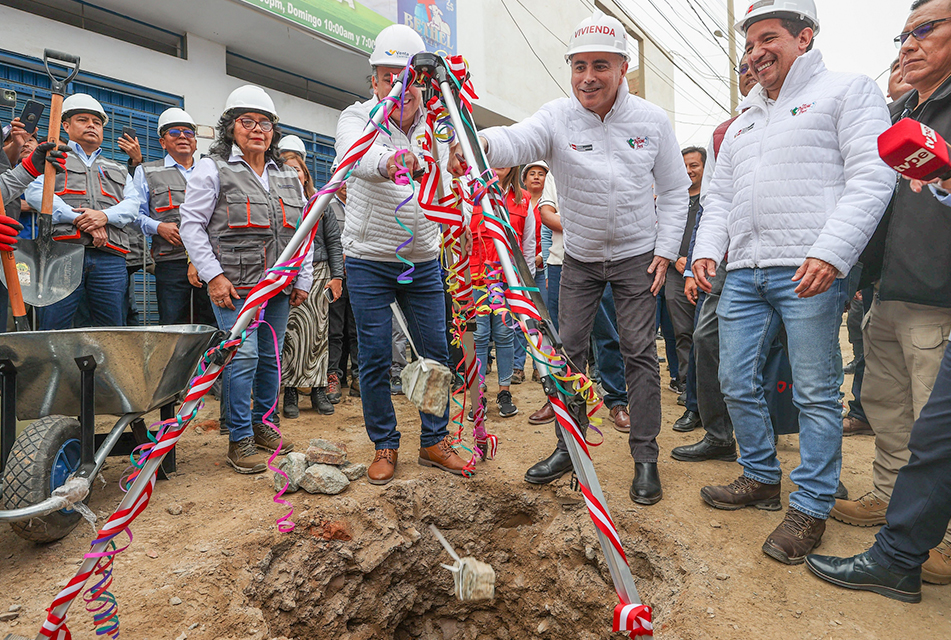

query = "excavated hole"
[[246, 477, 687, 640]]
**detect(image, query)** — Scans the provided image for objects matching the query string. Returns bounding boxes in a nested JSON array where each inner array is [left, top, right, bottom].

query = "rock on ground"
[[274, 452, 308, 493], [299, 464, 350, 495]]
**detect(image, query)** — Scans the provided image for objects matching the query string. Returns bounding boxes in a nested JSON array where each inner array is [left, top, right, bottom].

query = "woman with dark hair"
[[180, 84, 314, 475], [278, 145, 344, 418]]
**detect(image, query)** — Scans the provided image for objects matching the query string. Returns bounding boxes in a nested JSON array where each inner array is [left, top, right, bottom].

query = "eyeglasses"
[[894, 17, 951, 48], [236, 117, 273, 132], [736, 62, 750, 76], [165, 128, 195, 139]]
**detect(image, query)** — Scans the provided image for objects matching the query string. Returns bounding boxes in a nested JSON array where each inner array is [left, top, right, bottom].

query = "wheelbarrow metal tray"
[[0, 325, 217, 419]]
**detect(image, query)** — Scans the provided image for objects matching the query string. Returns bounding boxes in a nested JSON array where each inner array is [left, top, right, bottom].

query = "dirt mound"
[[246, 476, 686, 640]]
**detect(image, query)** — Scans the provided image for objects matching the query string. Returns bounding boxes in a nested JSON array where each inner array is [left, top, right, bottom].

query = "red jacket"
[[469, 187, 528, 287]]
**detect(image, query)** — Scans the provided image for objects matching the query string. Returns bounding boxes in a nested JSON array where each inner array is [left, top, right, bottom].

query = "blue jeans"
[[211, 294, 290, 442], [476, 312, 514, 386], [346, 257, 450, 450], [37, 250, 128, 330], [718, 267, 848, 519], [153, 259, 194, 325], [592, 284, 629, 408]]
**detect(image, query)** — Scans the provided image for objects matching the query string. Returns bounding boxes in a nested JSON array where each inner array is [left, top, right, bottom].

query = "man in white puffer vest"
[[335, 24, 468, 486], [691, 0, 896, 565], [450, 10, 691, 506]]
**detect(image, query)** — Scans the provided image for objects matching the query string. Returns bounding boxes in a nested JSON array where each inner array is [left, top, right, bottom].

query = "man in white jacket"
[[335, 24, 468, 485], [450, 10, 690, 505], [691, 0, 895, 564]]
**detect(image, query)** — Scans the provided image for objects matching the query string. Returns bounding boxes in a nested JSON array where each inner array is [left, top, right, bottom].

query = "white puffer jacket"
[[335, 97, 448, 263], [692, 50, 895, 276], [481, 82, 690, 263]]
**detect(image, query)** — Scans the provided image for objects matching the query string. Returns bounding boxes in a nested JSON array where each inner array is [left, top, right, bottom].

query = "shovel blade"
[[4, 238, 84, 307]]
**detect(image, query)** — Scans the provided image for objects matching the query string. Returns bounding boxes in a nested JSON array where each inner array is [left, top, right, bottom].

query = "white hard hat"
[[565, 10, 629, 62], [369, 24, 426, 67], [157, 107, 196, 136], [521, 161, 550, 183], [62, 93, 108, 125], [224, 84, 279, 122], [278, 134, 307, 160], [735, 0, 819, 36]]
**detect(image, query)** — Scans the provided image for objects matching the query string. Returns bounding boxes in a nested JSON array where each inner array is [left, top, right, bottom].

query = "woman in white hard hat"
[[180, 84, 314, 475], [277, 142, 344, 419], [335, 24, 468, 485]]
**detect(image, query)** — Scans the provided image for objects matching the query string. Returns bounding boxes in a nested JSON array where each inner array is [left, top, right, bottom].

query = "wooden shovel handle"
[[40, 92, 64, 217], [1, 250, 28, 328]]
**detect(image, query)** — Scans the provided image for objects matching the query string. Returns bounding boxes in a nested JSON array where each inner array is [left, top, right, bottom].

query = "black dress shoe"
[[524, 449, 573, 485], [805, 551, 921, 603], [630, 462, 662, 505], [834, 480, 849, 501], [671, 437, 737, 462], [672, 409, 702, 432]]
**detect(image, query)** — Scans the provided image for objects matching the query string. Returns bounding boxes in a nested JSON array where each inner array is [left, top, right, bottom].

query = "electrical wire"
[[684, 0, 732, 60], [499, 0, 570, 98]]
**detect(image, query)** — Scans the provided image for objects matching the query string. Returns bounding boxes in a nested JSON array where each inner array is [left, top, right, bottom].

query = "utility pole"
[[728, 0, 739, 113]]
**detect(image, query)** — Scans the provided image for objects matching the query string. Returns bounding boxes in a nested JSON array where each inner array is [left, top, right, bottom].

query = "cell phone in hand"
[[121, 126, 137, 140], [323, 287, 335, 302], [0, 89, 16, 109], [19, 100, 44, 135]]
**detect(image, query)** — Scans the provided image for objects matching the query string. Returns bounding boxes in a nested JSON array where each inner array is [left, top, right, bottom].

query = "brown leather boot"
[[842, 415, 873, 436], [368, 449, 398, 485], [700, 475, 781, 511], [763, 507, 825, 565], [923, 541, 951, 585], [829, 491, 888, 526], [610, 405, 631, 433], [418, 436, 470, 476], [528, 401, 556, 425], [227, 437, 268, 474]]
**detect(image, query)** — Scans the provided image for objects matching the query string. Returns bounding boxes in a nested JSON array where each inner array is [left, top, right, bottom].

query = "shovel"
[[10, 49, 84, 307]]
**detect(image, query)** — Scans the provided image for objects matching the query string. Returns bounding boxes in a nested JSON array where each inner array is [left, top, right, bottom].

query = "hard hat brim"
[[565, 46, 630, 62], [62, 109, 109, 126], [227, 108, 279, 124], [735, 11, 820, 36]]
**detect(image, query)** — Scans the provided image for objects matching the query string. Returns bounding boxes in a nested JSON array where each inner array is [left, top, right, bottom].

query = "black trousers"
[[870, 342, 951, 573], [327, 274, 359, 381]]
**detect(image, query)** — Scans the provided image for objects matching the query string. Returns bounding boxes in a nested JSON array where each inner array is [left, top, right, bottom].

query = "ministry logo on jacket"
[[628, 136, 649, 150], [790, 102, 816, 117], [570, 143, 593, 152], [734, 123, 755, 139]]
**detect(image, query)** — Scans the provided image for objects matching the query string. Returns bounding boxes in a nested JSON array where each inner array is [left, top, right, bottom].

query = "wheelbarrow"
[[0, 325, 218, 543]]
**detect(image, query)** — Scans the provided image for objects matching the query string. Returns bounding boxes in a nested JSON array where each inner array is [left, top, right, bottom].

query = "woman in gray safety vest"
[[180, 85, 314, 475]]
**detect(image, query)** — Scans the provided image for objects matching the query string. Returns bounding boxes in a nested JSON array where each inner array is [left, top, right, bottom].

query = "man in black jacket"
[[830, 0, 951, 586]]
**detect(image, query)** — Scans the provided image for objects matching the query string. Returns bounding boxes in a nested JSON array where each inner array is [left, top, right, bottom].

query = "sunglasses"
[[895, 17, 951, 48], [236, 117, 274, 132], [165, 128, 195, 139]]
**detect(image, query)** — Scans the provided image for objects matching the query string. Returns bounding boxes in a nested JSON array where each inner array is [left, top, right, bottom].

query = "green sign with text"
[[238, 0, 394, 54]]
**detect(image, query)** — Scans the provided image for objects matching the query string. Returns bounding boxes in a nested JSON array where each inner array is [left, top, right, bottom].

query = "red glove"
[[21, 142, 70, 178], [0, 214, 23, 252]]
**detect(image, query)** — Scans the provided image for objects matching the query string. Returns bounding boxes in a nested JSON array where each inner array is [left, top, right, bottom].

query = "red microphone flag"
[[878, 118, 951, 182]]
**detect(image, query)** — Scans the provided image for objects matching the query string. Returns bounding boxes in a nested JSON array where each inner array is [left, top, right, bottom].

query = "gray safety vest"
[[207, 158, 304, 292], [142, 159, 188, 262], [51, 151, 131, 257]]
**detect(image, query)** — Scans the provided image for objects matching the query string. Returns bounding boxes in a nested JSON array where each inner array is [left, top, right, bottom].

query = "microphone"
[[878, 118, 951, 182]]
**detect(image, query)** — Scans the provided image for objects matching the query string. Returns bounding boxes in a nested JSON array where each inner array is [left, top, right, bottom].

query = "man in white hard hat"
[[449, 10, 690, 505], [129, 107, 215, 326], [690, 0, 895, 564], [25, 93, 140, 329], [335, 24, 468, 485]]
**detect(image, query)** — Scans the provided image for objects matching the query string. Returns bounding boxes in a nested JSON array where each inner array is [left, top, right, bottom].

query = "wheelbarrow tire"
[[2, 415, 90, 543]]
